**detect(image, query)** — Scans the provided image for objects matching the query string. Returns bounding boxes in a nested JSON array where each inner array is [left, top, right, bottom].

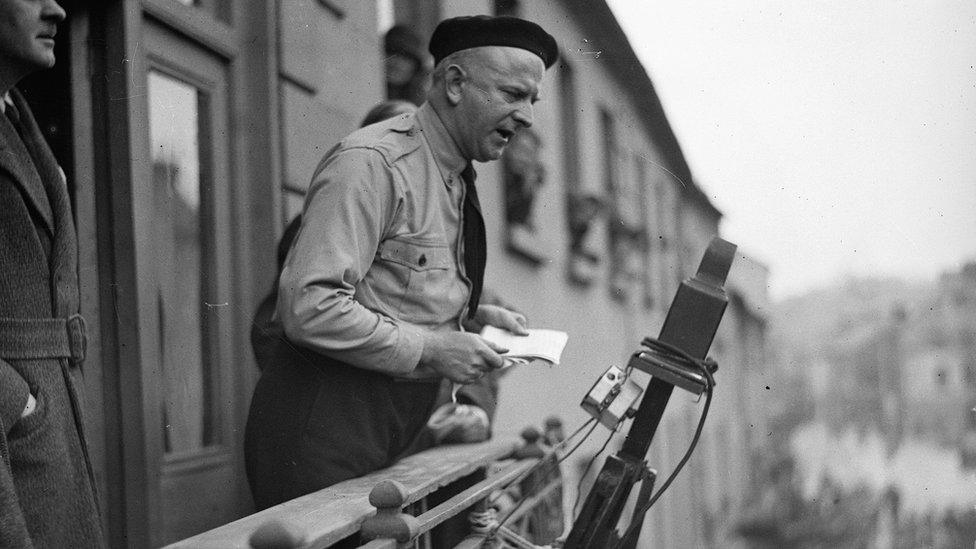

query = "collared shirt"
[[278, 102, 475, 378]]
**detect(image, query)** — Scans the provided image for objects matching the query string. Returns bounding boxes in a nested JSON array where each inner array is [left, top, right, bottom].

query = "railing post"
[[515, 427, 545, 459], [359, 480, 421, 544], [248, 519, 308, 549], [519, 421, 565, 545]]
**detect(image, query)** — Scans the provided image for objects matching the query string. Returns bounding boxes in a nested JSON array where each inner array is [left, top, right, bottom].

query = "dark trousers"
[[244, 346, 440, 511]]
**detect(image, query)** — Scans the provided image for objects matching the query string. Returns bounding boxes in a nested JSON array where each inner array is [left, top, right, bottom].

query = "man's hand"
[[21, 393, 36, 419], [426, 403, 490, 444], [474, 304, 528, 335], [420, 331, 507, 383]]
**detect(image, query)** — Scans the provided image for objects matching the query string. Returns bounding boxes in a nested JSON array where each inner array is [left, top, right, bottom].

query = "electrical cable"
[[616, 360, 714, 546], [488, 416, 598, 504], [486, 336, 720, 546], [572, 425, 619, 517], [487, 418, 599, 539], [640, 336, 719, 388]]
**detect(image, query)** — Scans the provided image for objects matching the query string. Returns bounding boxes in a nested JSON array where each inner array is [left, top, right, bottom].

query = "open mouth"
[[496, 129, 515, 141]]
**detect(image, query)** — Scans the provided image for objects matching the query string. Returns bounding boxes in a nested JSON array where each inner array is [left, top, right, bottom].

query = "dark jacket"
[[246, 286, 499, 511], [0, 88, 104, 548], [251, 288, 499, 419]]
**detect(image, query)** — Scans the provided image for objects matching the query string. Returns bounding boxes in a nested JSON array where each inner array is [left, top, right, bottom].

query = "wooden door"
[[22, 2, 270, 545], [139, 19, 242, 545]]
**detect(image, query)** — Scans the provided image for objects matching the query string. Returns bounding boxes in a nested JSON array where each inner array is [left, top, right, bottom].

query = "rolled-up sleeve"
[[277, 148, 425, 374]]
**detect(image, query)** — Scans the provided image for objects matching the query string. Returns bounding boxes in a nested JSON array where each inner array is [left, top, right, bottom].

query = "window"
[[559, 62, 581, 197], [562, 62, 603, 284], [635, 154, 654, 308], [148, 70, 220, 454], [654, 177, 679, 297], [603, 110, 641, 300]]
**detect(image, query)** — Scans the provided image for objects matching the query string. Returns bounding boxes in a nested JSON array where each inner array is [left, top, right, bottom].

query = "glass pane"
[[148, 70, 217, 454]]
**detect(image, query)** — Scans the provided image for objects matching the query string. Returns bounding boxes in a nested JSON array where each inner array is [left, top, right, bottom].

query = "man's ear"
[[444, 64, 466, 107]]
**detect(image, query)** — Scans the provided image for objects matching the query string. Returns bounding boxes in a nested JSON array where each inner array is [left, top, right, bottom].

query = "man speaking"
[[245, 15, 559, 509]]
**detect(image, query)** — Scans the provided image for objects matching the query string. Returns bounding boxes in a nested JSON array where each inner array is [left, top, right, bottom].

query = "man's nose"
[[42, 0, 67, 23], [513, 101, 534, 128]]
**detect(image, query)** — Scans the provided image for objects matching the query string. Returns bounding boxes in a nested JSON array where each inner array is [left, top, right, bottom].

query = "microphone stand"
[[563, 237, 737, 549]]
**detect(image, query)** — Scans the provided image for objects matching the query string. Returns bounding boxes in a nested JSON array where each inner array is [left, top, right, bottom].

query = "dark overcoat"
[[0, 89, 104, 548]]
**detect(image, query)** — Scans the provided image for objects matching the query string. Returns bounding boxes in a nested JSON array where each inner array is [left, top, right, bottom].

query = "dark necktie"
[[461, 164, 486, 319]]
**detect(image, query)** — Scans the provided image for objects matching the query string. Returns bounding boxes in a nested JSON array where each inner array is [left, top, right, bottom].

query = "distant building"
[[835, 264, 976, 454], [755, 266, 976, 547], [21, 0, 768, 546], [901, 263, 976, 451]]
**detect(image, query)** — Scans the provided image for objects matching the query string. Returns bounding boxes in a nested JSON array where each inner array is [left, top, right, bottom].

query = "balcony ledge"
[[163, 436, 523, 549]]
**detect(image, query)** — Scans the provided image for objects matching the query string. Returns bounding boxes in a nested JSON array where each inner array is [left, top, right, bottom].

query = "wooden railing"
[[163, 431, 561, 549]]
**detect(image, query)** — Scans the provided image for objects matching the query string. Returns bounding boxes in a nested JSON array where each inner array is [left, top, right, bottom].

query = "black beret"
[[429, 15, 558, 69]]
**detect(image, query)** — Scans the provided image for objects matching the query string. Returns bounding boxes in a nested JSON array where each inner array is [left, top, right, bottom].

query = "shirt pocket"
[[374, 237, 461, 324]]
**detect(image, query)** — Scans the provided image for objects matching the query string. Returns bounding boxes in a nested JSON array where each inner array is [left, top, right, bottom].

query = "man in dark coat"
[[0, 0, 105, 546]]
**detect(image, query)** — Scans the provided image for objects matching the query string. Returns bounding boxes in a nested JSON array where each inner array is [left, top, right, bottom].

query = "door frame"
[[75, 1, 281, 546]]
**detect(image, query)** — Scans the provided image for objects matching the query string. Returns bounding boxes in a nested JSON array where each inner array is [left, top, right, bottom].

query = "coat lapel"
[[8, 88, 79, 316], [0, 106, 55, 237]]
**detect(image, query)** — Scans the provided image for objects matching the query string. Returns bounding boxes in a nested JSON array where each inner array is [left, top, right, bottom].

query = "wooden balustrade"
[[163, 431, 558, 549]]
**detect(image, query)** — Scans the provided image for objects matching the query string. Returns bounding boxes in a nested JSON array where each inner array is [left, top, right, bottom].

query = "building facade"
[[21, 0, 767, 546]]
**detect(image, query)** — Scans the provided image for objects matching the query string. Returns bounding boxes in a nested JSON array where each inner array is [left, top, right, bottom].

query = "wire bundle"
[[485, 336, 720, 548]]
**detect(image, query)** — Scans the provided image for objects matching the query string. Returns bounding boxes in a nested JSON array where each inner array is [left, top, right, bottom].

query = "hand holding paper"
[[479, 325, 569, 367]]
